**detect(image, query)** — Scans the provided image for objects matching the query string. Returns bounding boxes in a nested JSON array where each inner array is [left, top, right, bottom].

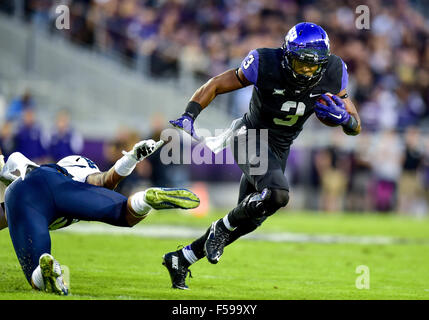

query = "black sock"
[[226, 220, 259, 245], [190, 226, 211, 259], [177, 248, 191, 267], [227, 206, 247, 228]]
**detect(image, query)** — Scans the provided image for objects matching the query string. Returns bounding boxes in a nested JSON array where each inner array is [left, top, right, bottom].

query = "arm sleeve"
[[240, 49, 259, 85]]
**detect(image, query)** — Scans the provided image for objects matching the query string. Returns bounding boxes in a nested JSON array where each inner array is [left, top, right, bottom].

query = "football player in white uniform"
[[0, 139, 200, 295]]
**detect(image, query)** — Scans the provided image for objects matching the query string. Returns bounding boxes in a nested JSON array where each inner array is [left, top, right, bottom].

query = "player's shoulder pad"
[[241, 48, 282, 87], [256, 47, 283, 62], [322, 54, 348, 94]]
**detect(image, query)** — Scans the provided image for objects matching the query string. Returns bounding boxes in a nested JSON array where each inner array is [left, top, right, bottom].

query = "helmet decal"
[[286, 26, 298, 42]]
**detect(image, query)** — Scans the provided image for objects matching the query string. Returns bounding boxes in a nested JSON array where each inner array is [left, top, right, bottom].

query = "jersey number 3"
[[273, 101, 306, 126], [243, 55, 255, 69]]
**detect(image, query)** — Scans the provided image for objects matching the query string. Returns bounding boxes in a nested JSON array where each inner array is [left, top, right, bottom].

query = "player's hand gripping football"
[[169, 114, 201, 141], [314, 94, 350, 126], [122, 139, 164, 162]]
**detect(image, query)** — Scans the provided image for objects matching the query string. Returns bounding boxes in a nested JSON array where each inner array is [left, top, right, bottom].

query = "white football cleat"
[[39, 253, 69, 296]]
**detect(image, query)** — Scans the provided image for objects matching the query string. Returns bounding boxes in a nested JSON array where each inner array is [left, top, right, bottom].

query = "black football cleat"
[[204, 219, 232, 264], [162, 250, 192, 290]]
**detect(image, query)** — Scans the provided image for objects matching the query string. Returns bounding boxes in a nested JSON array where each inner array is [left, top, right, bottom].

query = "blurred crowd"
[[0, 89, 191, 196], [5, 0, 429, 131], [0, 0, 429, 214], [0, 89, 83, 164], [300, 127, 429, 216]]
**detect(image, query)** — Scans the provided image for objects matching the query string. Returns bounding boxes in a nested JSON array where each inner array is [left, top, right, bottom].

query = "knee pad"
[[231, 188, 289, 223], [243, 188, 289, 217], [263, 188, 289, 216]]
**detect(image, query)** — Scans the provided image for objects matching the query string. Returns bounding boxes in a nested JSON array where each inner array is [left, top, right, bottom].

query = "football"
[[315, 93, 340, 127]]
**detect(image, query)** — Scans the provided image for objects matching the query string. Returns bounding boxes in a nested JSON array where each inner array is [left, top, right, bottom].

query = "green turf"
[[1, 210, 429, 300], [146, 209, 429, 239]]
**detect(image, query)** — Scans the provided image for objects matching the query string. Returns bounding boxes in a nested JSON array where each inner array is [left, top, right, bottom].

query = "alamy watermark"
[[355, 5, 370, 30], [54, 4, 370, 31], [355, 265, 370, 289], [55, 5, 70, 30], [159, 127, 269, 176]]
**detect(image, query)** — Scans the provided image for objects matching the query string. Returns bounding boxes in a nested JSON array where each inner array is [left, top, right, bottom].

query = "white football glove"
[[0, 152, 39, 185], [122, 139, 164, 162]]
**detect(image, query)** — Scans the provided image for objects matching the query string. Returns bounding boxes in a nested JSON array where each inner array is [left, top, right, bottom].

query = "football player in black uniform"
[[163, 22, 361, 289]]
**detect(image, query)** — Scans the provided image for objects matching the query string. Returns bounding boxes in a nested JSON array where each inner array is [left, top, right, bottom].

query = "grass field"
[[1, 209, 429, 300]]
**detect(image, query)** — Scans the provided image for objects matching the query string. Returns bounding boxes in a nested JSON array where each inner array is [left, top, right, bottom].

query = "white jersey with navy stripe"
[[56, 155, 101, 183]]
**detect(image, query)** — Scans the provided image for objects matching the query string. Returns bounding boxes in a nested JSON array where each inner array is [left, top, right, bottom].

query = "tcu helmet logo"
[[286, 26, 297, 42]]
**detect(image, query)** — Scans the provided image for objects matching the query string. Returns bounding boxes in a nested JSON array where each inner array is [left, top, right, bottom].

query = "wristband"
[[184, 101, 203, 120], [342, 115, 358, 133], [235, 68, 246, 87], [114, 154, 138, 177]]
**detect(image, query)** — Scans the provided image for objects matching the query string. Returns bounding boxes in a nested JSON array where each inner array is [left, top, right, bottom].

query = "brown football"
[[315, 94, 340, 127]]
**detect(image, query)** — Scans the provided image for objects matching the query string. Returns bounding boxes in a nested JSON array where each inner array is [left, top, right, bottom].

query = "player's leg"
[[162, 175, 260, 289], [222, 175, 267, 243], [221, 126, 290, 231], [126, 187, 200, 226], [7, 205, 51, 284], [204, 190, 289, 264], [203, 142, 290, 264], [52, 175, 200, 227], [162, 127, 289, 288], [183, 175, 260, 261], [5, 171, 68, 295], [50, 174, 147, 228], [52, 178, 131, 226]]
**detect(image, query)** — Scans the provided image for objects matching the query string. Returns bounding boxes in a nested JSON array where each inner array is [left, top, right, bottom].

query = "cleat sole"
[[146, 188, 200, 210]]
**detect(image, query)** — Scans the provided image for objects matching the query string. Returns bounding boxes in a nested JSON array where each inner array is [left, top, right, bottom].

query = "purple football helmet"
[[282, 22, 331, 94]]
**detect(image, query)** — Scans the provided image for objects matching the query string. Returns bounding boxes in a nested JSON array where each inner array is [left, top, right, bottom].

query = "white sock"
[[182, 245, 198, 265], [31, 265, 45, 290], [130, 191, 152, 217], [114, 155, 138, 177], [223, 215, 236, 231]]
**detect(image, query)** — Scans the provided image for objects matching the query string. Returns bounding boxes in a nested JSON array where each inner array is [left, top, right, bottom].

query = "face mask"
[[291, 59, 321, 77]]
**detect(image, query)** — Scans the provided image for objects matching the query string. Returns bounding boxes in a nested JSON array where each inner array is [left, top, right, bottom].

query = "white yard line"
[[57, 223, 428, 245]]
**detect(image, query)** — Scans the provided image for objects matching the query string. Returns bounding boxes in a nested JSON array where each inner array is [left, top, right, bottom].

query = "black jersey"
[[240, 48, 348, 153]]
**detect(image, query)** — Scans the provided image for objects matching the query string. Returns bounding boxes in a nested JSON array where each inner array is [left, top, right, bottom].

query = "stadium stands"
[[0, 0, 429, 214]]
